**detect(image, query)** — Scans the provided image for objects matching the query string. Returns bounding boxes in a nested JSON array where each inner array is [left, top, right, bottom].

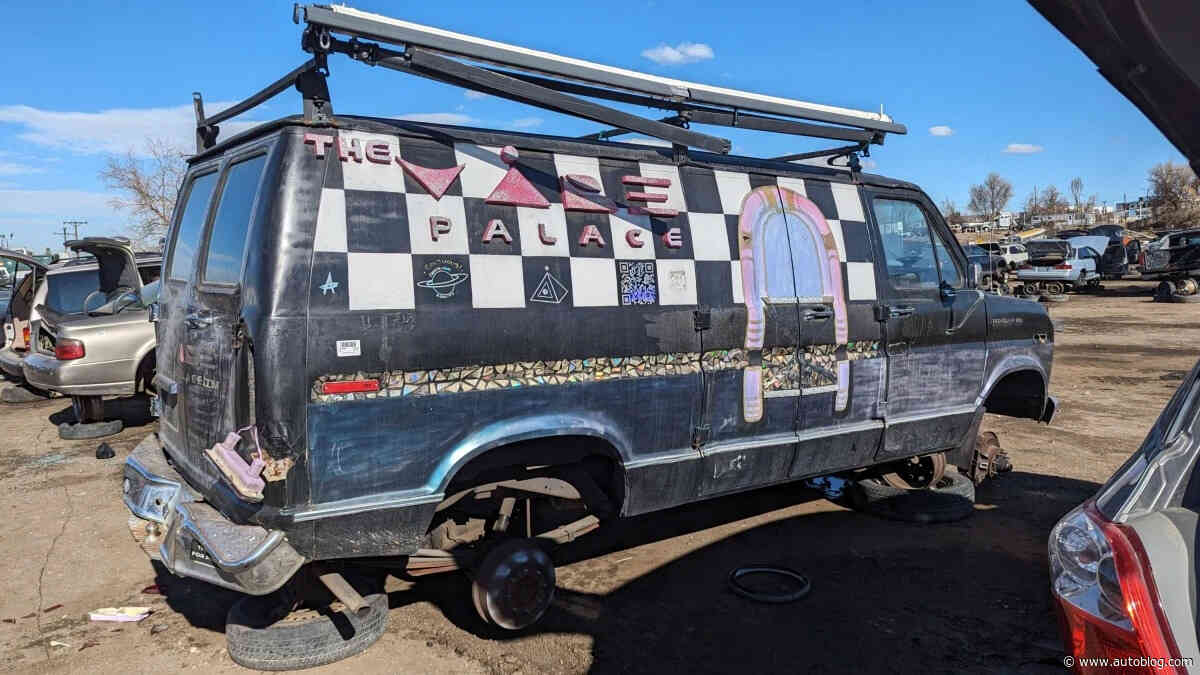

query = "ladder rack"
[[192, 4, 907, 166]]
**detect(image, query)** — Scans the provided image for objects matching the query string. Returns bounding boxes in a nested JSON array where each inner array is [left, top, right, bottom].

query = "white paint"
[[452, 143, 507, 199], [609, 209, 655, 260], [826, 218, 847, 262], [776, 176, 807, 197], [341, 132, 406, 192], [569, 258, 618, 306], [847, 261, 877, 301], [468, 254, 526, 308], [313, 188, 347, 253], [552, 154, 603, 194], [687, 212, 730, 260], [347, 253, 415, 310], [713, 170, 751, 214], [656, 259, 697, 305], [830, 182, 865, 222], [517, 204, 569, 257], [636, 163, 686, 212], [731, 260, 744, 304], [405, 193, 469, 254], [336, 339, 362, 358]]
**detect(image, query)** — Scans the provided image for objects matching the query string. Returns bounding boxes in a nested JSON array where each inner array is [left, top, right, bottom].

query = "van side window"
[[874, 198, 939, 291], [203, 154, 268, 285], [931, 229, 962, 288], [167, 172, 218, 281]]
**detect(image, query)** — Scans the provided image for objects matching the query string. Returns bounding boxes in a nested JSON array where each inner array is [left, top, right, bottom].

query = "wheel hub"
[[881, 453, 946, 490]]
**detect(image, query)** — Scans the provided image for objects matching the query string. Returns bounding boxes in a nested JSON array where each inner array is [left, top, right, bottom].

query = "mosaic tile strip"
[[313, 343, 881, 402]]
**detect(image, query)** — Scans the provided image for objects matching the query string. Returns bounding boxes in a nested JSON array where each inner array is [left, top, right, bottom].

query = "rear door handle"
[[889, 305, 915, 319], [802, 307, 833, 321]]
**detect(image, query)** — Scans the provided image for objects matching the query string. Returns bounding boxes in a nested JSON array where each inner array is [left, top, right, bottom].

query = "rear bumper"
[[22, 351, 136, 396], [0, 346, 25, 379], [122, 434, 306, 595]]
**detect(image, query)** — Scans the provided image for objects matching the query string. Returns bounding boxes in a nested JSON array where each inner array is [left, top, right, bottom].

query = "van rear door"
[[175, 148, 271, 490]]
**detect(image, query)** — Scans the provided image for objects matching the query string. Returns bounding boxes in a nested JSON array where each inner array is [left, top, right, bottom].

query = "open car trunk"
[[65, 238, 143, 299], [1025, 240, 1070, 266]]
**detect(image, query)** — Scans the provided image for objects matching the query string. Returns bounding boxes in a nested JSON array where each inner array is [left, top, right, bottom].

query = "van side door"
[[867, 191, 987, 461]]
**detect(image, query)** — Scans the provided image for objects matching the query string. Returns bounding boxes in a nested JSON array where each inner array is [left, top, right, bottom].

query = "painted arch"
[[738, 186, 850, 422]]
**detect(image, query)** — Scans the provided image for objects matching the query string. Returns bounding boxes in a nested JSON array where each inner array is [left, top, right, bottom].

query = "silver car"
[[22, 238, 160, 432]]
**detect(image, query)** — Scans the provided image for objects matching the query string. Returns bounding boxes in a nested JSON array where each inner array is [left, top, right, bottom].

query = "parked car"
[[22, 238, 160, 435], [979, 241, 1029, 271], [1015, 236, 1107, 295], [0, 250, 51, 381], [119, 5, 1058, 667]]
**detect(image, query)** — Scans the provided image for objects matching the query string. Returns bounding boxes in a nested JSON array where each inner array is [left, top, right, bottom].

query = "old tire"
[[849, 470, 975, 524], [58, 419, 123, 440], [471, 538, 556, 630], [226, 592, 389, 671], [0, 384, 51, 403]]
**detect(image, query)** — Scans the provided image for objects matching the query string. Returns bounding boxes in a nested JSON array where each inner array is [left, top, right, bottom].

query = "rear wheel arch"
[[135, 348, 156, 392]]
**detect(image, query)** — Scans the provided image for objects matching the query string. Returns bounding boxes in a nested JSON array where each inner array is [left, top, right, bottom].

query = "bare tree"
[[1069, 177, 1085, 216], [967, 173, 1013, 221], [1149, 161, 1200, 229], [100, 138, 188, 250], [1041, 185, 1067, 213], [939, 198, 964, 226]]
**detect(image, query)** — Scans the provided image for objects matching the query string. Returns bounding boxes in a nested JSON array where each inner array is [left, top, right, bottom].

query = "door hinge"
[[691, 424, 711, 448]]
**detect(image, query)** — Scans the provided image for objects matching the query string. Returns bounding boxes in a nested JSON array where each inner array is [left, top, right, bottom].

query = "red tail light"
[[1055, 263, 1073, 270], [22, 324, 29, 346], [321, 379, 380, 395], [1051, 502, 1183, 674], [54, 338, 85, 361]]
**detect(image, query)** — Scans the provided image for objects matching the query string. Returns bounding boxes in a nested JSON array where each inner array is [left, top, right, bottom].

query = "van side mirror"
[[971, 263, 982, 288]]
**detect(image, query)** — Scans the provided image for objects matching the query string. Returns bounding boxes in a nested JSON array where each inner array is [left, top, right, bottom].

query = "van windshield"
[[44, 269, 99, 315]]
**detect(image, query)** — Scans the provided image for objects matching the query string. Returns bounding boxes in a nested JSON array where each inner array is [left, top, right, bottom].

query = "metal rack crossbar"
[[191, 4, 907, 166]]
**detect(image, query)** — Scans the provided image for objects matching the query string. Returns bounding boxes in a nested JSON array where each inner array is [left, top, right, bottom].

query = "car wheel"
[[226, 590, 389, 671], [847, 469, 975, 524], [72, 395, 105, 423], [471, 538, 556, 630]]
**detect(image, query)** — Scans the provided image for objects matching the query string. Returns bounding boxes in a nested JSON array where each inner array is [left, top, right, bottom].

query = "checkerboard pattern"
[[311, 132, 877, 312]]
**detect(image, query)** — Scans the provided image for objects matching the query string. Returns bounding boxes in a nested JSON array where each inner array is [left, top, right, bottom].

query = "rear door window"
[[45, 270, 99, 314], [167, 171, 218, 282], [202, 154, 268, 285]]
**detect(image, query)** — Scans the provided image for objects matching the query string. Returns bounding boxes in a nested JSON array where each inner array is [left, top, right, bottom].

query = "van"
[[120, 5, 1057, 667]]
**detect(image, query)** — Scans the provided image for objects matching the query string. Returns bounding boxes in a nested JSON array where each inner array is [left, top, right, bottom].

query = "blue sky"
[[0, 0, 1185, 253]]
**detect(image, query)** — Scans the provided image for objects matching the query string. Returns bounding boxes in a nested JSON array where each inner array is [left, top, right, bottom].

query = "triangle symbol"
[[530, 270, 569, 304], [487, 167, 550, 208], [399, 160, 465, 201]]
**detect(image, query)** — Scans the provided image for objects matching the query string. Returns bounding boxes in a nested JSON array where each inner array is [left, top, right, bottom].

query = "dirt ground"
[[0, 280, 1195, 674]]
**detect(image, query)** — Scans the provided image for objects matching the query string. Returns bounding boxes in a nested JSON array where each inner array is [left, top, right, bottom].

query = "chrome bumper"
[[122, 434, 305, 595]]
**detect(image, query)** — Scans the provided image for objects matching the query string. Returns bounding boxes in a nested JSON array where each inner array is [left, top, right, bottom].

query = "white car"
[[1015, 236, 1108, 294], [978, 242, 1029, 271]]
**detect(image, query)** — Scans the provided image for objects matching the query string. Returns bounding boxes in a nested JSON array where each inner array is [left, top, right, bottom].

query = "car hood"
[[66, 238, 141, 294], [1028, 1, 1200, 170]]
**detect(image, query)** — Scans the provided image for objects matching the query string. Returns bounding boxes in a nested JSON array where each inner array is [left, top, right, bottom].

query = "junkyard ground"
[[0, 280, 1195, 674]]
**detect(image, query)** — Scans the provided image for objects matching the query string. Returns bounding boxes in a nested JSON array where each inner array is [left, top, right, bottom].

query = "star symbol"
[[319, 272, 339, 296]]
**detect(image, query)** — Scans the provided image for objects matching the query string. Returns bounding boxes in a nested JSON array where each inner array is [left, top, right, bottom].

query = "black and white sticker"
[[336, 339, 362, 357]]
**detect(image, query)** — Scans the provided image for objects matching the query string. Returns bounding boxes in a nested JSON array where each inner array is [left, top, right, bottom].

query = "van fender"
[[427, 411, 633, 495], [975, 356, 1048, 408]]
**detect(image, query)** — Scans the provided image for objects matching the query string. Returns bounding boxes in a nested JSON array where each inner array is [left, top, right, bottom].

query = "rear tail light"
[[1050, 501, 1183, 673], [54, 338, 85, 361], [1055, 263, 1073, 270], [22, 324, 30, 346], [320, 379, 380, 395]]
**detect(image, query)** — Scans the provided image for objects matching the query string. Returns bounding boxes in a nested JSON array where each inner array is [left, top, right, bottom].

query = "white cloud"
[[1003, 143, 1044, 154], [0, 103, 259, 156], [510, 117, 543, 129], [928, 125, 954, 137], [0, 162, 45, 176], [397, 112, 477, 125], [463, 90, 488, 100], [641, 42, 715, 65]]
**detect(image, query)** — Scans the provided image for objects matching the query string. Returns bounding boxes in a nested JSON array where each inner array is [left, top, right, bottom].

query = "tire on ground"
[[226, 592, 389, 671], [847, 469, 975, 524]]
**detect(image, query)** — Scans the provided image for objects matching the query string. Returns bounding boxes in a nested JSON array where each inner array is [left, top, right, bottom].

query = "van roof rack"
[[192, 4, 906, 167]]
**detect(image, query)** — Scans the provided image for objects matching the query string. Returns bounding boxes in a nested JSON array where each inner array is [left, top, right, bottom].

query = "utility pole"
[[62, 219, 86, 241]]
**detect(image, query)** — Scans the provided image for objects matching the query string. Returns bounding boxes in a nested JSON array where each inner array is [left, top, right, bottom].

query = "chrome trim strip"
[[285, 490, 445, 521], [624, 448, 699, 470], [886, 404, 978, 425]]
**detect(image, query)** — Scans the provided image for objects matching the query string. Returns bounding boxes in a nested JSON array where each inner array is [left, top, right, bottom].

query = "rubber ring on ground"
[[727, 566, 811, 604]]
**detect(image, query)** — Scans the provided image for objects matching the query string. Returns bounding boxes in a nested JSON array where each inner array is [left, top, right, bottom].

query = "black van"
[[121, 5, 1057, 668]]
